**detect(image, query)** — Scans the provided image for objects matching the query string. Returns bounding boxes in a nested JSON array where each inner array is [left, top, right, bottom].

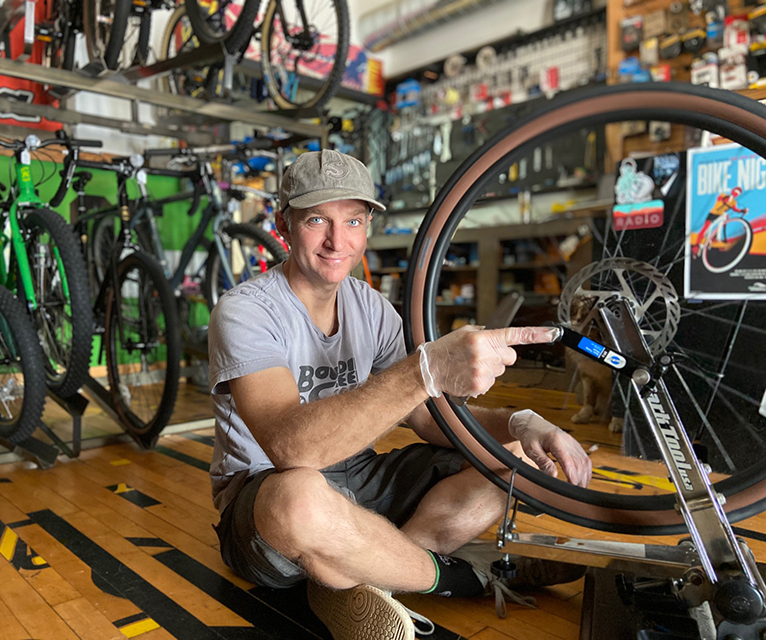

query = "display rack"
[[0, 389, 88, 469], [0, 57, 327, 141]]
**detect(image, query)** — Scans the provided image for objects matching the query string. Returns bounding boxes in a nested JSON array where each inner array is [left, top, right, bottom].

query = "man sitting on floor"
[[208, 149, 592, 640]]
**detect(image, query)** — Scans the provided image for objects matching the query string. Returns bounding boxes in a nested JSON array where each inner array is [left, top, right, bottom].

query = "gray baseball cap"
[[279, 149, 386, 212]]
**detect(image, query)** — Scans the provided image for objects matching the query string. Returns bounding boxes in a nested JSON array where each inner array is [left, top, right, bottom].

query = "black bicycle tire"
[[91, 213, 119, 292], [0, 286, 46, 443], [105, 251, 181, 447], [137, 11, 152, 66], [204, 223, 288, 309], [22, 208, 94, 398], [260, 0, 350, 109], [83, 0, 131, 70], [185, 0, 259, 50], [160, 4, 188, 95], [404, 82, 766, 535], [62, 27, 76, 71]]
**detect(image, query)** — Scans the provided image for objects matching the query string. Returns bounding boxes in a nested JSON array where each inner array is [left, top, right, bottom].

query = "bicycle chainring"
[[558, 257, 681, 355]]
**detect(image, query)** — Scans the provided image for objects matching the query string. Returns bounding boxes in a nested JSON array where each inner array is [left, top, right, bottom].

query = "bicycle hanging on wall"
[[161, 0, 350, 109], [404, 82, 766, 638]]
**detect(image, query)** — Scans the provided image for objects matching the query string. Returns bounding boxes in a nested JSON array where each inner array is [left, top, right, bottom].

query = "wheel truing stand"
[[497, 300, 766, 638]]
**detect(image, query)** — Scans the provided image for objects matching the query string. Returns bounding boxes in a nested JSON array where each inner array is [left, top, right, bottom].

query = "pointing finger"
[[495, 326, 560, 346]]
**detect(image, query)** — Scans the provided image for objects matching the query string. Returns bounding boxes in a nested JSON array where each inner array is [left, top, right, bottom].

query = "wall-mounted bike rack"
[[0, 56, 328, 143]]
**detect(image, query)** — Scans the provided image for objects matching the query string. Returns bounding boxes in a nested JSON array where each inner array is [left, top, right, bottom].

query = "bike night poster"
[[686, 143, 766, 300]]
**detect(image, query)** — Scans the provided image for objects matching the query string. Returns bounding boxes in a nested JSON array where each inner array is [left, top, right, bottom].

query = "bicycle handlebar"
[[143, 139, 276, 160]]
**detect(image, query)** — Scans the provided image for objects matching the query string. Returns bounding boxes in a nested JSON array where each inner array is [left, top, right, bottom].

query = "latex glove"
[[508, 409, 592, 487], [418, 325, 559, 399]]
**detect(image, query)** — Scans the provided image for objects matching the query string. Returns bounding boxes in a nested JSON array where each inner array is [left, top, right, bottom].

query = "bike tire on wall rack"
[[260, 0, 350, 110], [403, 82, 766, 536], [0, 286, 47, 443], [185, 0, 261, 52], [83, 0, 132, 70], [21, 208, 94, 399]]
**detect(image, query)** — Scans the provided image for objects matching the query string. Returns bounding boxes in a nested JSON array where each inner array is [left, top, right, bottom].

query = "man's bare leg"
[[255, 467, 436, 593], [400, 441, 529, 554]]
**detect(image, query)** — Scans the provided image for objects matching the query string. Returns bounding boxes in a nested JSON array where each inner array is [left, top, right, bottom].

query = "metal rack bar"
[[0, 58, 325, 138], [0, 96, 215, 145]]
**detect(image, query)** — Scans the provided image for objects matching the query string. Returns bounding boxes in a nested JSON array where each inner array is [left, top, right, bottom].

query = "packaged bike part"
[[724, 14, 750, 49], [690, 0, 724, 15], [649, 121, 672, 142], [659, 33, 682, 59], [643, 9, 668, 38], [617, 55, 643, 81], [650, 64, 672, 82], [718, 45, 749, 89], [667, 1, 689, 32], [706, 11, 725, 48], [682, 27, 707, 53], [691, 52, 720, 87], [750, 5, 766, 34], [748, 39, 766, 82], [640, 37, 660, 66], [621, 16, 644, 52]]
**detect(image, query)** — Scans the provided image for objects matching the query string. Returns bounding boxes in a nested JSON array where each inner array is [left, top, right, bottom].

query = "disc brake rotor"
[[558, 257, 681, 355]]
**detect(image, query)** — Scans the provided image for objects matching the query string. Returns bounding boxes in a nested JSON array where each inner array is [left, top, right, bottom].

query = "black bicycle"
[[59, 142, 181, 448], [162, 0, 350, 109]]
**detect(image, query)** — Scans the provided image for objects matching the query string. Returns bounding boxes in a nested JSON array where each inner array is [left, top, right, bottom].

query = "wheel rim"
[[25, 223, 73, 386], [108, 259, 170, 433], [90, 0, 118, 58], [165, 8, 219, 98], [0, 312, 25, 427], [262, 0, 343, 108], [404, 83, 766, 534]]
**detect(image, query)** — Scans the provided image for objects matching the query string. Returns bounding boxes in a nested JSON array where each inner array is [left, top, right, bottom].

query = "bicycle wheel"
[[701, 218, 753, 274], [204, 223, 288, 309], [161, 4, 225, 99], [0, 286, 46, 443], [82, 0, 132, 70], [404, 82, 766, 535], [261, 0, 350, 109], [105, 252, 181, 448], [21, 208, 94, 398], [185, 0, 260, 51]]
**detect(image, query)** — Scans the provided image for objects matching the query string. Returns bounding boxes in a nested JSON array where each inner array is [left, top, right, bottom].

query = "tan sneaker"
[[307, 582, 416, 640]]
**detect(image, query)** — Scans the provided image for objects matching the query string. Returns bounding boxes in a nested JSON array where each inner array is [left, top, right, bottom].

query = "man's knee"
[[254, 467, 342, 552]]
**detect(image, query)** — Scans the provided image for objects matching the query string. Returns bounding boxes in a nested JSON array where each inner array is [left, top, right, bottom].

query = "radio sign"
[[612, 200, 665, 231]]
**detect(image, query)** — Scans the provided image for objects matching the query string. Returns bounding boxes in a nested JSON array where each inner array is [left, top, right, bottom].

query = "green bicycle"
[[0, 134, 95, 402]]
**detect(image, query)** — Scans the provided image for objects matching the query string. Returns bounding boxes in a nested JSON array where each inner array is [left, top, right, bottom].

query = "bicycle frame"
[[0, 145, 70, 311], [130, 151, 280, 296]]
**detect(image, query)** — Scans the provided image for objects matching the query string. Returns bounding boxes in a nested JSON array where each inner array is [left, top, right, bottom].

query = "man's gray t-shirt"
[[208, 264, 406, 514]]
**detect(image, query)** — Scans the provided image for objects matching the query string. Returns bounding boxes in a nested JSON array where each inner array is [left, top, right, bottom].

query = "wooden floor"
[[2, 381, 766, 639]]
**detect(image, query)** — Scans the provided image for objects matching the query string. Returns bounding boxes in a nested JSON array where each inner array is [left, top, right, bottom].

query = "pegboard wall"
[[605, 0, 759, 163]]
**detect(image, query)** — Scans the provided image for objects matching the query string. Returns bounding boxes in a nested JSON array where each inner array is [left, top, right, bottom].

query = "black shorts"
[[214, 443, 465, 588]]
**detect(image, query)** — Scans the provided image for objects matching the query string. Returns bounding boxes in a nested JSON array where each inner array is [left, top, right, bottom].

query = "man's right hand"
[[419, 325, 559, 398]]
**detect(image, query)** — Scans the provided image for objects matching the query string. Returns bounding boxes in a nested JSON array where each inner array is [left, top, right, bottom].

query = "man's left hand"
[[508, 410, 592, 487]]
